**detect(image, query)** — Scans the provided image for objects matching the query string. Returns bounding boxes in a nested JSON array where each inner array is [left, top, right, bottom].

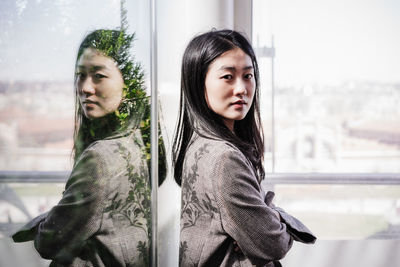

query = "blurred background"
[[1, 0, 399, 266]]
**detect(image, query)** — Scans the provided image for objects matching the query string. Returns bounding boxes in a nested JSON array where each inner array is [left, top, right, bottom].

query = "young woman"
[[13, 29, 166, 266], [173, 29, 316, 267]]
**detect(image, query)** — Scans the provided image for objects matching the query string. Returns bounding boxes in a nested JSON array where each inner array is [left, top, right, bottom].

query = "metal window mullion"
[[150, 0, 158, 266], [2, 171, 400, 185], [268, 173, 400, 185], [271, 35, 275, 173]]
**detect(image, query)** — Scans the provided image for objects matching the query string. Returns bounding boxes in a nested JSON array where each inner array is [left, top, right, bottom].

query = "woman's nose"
[[80, 77, 95, 95], [234, 80, 247, 96]]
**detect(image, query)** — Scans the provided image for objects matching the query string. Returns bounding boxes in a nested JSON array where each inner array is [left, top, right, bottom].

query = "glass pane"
[[253, 0, 400, 173], [0, 1, 151, 266], [253, 0, 400, 243], [1, 183, 64, 233], [0, 0, 151, 171], [272, 184, 400, 239]]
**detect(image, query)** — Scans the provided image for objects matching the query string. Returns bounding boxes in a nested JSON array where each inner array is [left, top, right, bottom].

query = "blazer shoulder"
[[187, 136, 254, 183], [88, 134, 141, 154], [191, 135, 242, 158], [83, 135, 143, 166]]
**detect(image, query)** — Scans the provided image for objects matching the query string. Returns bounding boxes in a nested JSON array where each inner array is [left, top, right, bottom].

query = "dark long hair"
[[72, 29, 166, 185], [172, 29, 264, 186]]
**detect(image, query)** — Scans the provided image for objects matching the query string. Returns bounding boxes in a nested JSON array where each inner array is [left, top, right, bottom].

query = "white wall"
[[157, 1, 252, 266]]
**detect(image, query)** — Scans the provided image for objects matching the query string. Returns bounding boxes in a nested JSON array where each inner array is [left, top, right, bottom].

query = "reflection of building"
[[277, 120, 340, 172], [344, 120, 400, 148], [266, 81, 400, 172], [0, 123, 18, 171], [0, 81, 74, 171]]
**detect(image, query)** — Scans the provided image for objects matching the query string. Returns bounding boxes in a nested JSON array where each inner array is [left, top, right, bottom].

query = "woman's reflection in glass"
[[12, 29, 166, 266]]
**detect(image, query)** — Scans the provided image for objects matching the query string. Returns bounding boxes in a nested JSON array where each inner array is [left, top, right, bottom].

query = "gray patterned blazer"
[[179, 134, 316, 267], [12, 130, 150, 267]]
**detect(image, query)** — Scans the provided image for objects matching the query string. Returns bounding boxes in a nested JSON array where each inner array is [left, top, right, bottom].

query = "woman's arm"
[[33, 148, 107, 264], [12, 212, 48, 242], [265, 191, 316, 244], [212, 149, 293, 266]]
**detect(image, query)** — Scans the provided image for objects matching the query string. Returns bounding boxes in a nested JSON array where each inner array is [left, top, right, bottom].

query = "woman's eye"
[[94, 73, 106, 79], [222, 74, 233, 80], [244, 73, 253, 79], [76, 72, 86, 80]]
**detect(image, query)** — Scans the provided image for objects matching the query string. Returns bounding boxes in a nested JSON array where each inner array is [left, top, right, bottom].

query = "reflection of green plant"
[[137, 240, 149, 266], [73, 0, 167, 184], [73, 27, 148, 162], [78, 28, 146, 128], [71, 2, 165, 264], [140, 103, 168, 186], [109, 141, 151, 231], [104, 139, 151, 263], [77, 27, 167, 184]]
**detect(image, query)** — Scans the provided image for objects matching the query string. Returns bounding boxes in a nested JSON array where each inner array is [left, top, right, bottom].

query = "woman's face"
[[204, 47, 255, 131], [76, 48, 124, 120]]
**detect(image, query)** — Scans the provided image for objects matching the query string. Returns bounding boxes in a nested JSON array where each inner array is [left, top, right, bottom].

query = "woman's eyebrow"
[[218, 65, 253, 71], [243, 66, 254, 70], [76, 65, 109, 71], [91, 65, 109, 72]]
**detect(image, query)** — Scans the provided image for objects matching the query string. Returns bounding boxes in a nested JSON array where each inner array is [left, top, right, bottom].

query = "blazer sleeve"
[[12, 212, 48, 242], [212, 149, 293, 266], [264, 191, 316, 244], [32, 148, 107, 264]]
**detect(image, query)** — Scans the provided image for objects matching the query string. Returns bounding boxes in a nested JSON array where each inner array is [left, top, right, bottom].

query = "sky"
[[0, 0, 150, 82], [0, 0, 399, 84], [253, 0, 400, 85]]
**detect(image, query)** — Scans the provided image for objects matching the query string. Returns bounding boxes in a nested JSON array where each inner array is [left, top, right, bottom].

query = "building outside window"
[[253, 0, 400, 266]]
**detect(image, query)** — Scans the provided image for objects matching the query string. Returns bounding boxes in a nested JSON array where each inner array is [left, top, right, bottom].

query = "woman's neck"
[[88, 113, 120, 140], [223, 119, 235, 132]]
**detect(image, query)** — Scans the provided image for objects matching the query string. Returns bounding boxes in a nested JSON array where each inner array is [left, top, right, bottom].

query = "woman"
[[12, 29, 166, 266], [173, 29, 316, 267]]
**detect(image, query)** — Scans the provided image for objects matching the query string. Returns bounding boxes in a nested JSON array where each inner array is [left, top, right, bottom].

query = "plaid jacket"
[[13, 130, 150, 267], [179, 134, 316, 267]]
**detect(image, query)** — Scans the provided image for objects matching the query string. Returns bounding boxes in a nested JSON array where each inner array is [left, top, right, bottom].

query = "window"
[[0, 1, 151, 266], [253, 0, 400, 241]]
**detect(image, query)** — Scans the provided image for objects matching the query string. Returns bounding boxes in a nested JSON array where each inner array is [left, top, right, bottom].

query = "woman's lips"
[[83, 100, 98, 108], [231, 99, 246, 108]]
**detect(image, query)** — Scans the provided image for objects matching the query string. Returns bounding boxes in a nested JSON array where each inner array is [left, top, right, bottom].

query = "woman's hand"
[[233, 240, 243, 255]]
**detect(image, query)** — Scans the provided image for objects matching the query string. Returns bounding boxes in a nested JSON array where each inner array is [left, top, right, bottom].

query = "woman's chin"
[[83, 110, 107, 120]]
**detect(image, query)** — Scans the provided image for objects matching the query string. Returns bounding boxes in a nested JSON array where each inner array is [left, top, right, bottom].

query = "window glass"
[[0, 1, 151, 266], [271, 184, 400, 239], [253, 0, 400, 173], [253, 0, 400, 240], [0, 0, 150, 171]]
